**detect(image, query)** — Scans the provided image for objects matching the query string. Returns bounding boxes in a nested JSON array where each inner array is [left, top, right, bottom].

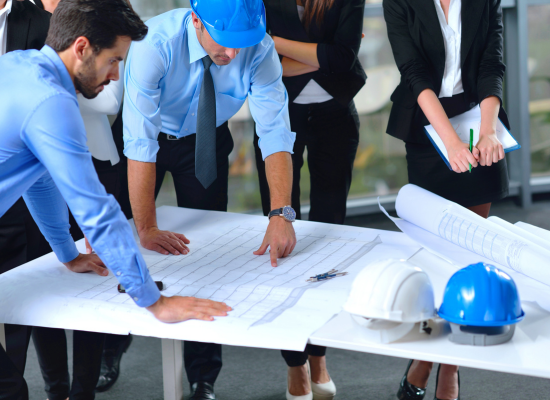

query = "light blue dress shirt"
[[123, 9, 295, 163], [0, 46, 160, 308]]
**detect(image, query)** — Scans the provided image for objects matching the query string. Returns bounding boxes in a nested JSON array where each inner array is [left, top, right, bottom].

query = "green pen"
[[469, 129, 473, 173]]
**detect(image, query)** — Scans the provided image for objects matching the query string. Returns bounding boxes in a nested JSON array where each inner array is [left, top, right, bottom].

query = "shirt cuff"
[[52, 238, 80, 263], [258, 128, 296, 160], [123, 136, 160, 163], [124, 275, 161, 308]]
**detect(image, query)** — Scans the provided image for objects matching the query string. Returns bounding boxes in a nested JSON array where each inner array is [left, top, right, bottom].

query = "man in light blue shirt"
[[0, 0, 230, 324], [123, 1, 297, 397]]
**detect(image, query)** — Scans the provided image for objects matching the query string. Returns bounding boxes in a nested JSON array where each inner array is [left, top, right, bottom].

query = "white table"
[[309, 250, 550, 379], [157, 244, 550, 399], [2, 211, 550, 400]]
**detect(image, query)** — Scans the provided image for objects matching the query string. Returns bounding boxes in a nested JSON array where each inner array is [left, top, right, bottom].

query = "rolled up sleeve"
[[23, 95, 160, 307], [123, 39, 166, 163], [248, 38, 296, 160]]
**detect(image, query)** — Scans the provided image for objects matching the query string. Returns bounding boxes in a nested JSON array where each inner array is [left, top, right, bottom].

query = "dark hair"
[[302, 0, 336, 30], [46, 0, 148, 53]]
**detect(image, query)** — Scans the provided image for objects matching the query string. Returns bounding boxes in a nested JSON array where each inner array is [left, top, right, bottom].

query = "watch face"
[[282, 206, 296, 222]]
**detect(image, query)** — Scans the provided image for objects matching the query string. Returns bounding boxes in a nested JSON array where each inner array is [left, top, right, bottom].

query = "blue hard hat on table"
[[191, 0, 266, 49], [438, 262, 525, 327]]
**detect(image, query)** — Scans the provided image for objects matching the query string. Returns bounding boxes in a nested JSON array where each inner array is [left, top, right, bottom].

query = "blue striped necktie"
[[195, 55, 217, 189]]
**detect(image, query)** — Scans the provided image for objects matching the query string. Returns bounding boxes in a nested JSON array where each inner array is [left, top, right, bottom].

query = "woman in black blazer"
[[384, 0, 508, 399], [252, 0, 365, 398]]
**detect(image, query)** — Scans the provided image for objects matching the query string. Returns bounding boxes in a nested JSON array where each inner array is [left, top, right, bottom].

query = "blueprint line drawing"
[[73, 225, 385, 329], [0, 206, 422, 350], [71, 224, 384, 330]]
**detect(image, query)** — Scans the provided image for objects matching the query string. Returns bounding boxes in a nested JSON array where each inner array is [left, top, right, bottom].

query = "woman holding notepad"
[[383, 0, 510, 398]]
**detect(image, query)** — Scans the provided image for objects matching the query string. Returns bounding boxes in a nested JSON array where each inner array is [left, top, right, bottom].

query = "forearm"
[[417, 89, 460, 146], [128, 159, 158, 235], [479, 95, 500, 136], [273, 37, 320, 69], [281, 56, 319, 77], [264, 152, 292, 209]]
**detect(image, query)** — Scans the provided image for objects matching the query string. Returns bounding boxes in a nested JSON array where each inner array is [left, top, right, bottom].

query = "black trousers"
[[0, 197, 49, 400], [253, 99, 360, 367], [155, 123, 233, 385]]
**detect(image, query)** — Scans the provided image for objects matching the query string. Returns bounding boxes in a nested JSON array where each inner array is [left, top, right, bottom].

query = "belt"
[[159, 133, 188, 141]]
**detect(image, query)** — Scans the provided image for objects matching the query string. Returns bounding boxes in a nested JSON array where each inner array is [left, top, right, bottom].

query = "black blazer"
[[6, 0, 50, 53], [383, 0, 510, 143], [265, 0, 367, 107]]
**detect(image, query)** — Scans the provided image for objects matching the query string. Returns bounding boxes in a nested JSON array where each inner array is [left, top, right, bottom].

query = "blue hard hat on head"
[[191, 0, 266, 49], [439, 262, 524, 327]]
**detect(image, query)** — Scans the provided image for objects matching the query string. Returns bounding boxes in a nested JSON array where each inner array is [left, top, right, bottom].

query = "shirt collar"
[[0, 0, 13, 17], [186, 17, 220, 69], [41, 45, 77, 98]]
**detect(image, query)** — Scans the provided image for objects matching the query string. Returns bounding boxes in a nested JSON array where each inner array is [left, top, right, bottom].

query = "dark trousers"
[[253, 99, 359, 367], [32, 329, 105, 400], [0, 197, 49, 400], [155, 123, 233, 385]]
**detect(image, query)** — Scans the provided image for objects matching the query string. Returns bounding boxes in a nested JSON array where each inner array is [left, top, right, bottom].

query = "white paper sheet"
[[515, 221, 550, 245], [379, 185, 550, 311], [0, 207, 421, 351], [488, 216, 550, 250], [394, 184, 550, 285]]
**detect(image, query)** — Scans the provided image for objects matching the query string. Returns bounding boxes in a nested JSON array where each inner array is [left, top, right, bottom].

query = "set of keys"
[[306, 269, 348, 282]]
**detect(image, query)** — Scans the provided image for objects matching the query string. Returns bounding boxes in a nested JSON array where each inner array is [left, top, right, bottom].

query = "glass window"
[[528, 5, 550, 177]]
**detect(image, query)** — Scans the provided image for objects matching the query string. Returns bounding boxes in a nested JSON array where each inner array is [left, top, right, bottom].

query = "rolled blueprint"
[[395, 184, 550, 286]]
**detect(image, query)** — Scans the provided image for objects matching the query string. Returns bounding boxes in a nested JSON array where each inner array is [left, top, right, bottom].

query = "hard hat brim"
[[438, 309, 525, 327], [191, 5, 267, 49]]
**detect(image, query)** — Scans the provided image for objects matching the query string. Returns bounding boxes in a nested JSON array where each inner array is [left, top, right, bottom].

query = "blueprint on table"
[[0, 206, 420, 350]]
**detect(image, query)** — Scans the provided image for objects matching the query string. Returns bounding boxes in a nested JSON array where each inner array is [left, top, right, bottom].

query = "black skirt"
[[404, 94, 509, 208]]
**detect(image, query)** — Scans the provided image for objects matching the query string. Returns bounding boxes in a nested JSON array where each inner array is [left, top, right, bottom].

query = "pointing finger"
[[270, 245, 278, 267]]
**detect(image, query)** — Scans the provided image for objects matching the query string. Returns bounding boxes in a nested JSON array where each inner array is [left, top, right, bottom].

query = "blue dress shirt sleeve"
[[23, 173, 80, 263], [248, 37, 296, 160], [22, 94, 160, 308], [123, 39, 166, 163]]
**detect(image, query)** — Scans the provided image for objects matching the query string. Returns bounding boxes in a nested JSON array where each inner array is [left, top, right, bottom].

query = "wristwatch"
[[268, 205, 296, 222]]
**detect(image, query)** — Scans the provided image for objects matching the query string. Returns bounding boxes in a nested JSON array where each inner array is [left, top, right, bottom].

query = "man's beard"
[[74, 54, 109, 99]]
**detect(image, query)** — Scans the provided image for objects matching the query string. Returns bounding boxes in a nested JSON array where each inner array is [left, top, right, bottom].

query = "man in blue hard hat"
[[0, 1, 233, 398], [122, 0, 296, 398]]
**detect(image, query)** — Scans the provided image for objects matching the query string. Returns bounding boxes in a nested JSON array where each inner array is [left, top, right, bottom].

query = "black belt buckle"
[[167, 134, 179, 141]]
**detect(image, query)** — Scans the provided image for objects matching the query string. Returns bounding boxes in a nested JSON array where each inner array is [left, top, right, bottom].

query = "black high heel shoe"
[[434, 364, 460, 400], [397, 360, 427, 400]]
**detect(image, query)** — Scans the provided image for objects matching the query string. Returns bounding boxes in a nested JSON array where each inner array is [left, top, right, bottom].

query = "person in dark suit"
[[0, 1, 51, 399], [383, 0, 509, 398], [252, 0, 366, 399]]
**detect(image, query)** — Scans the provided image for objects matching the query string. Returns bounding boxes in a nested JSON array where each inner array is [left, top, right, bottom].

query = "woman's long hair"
[[302, 0, 336, 30]]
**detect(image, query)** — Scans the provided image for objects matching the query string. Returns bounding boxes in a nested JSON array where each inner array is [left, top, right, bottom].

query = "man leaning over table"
[[122, 0, 297, 398], [0, 0, 231, 398]]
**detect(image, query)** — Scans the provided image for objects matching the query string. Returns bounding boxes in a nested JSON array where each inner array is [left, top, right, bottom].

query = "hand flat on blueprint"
[[139, 226, 190, 256], [63, 253, 109, 276], [253, 216, 297, 267], [146, 295, 232, 323]]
